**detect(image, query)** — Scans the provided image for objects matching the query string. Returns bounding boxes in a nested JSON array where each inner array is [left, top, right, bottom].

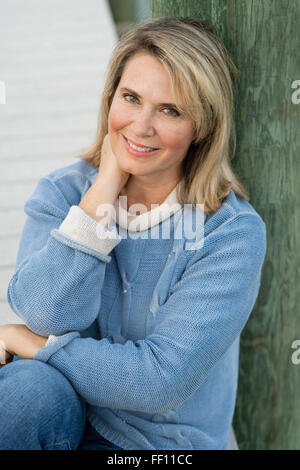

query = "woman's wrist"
[[79, 173, 121, 227], [2, 324, 47, 359]]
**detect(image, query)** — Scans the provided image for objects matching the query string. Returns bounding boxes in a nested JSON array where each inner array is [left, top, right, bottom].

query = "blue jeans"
[[0, 357, 123, 450]]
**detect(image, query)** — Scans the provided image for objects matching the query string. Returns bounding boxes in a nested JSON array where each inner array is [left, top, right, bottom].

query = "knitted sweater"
[[7, 160, 267, 450]]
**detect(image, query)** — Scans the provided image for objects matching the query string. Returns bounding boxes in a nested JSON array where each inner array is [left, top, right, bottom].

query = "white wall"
[[0, 0, 118, 325]]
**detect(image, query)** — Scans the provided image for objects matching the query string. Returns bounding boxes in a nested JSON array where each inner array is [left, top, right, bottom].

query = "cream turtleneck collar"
[[112, 182, 183, 232]]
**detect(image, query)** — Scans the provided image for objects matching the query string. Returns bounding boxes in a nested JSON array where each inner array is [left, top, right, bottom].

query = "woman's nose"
[[131, 108, 155, 136]]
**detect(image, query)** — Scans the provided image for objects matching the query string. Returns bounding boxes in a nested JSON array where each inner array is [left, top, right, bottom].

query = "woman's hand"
[[97, 133, 131, 194], [79, 133, 131, 225], [0, 340, 13, 368], [0, 324, 48, 366], [0, 325, 14, 367]]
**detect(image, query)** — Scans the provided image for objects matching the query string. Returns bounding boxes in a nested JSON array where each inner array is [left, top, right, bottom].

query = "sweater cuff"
[[34, 331, 80, 363], [57, 205, 122, 256], [45, 335, 59, 347]]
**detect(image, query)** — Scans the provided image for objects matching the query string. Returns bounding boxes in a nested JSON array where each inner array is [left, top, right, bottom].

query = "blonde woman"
[[0, 17, 266, 450]]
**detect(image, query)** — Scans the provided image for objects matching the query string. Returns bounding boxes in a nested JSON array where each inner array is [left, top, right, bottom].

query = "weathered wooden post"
[[150, 0, 300, 450]]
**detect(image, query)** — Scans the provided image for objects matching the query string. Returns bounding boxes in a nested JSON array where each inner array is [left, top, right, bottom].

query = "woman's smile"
[[122, 135, 160, 157]]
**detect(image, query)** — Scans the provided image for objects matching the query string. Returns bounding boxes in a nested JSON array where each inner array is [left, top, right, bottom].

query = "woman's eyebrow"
[[119, 86, 178, 108]]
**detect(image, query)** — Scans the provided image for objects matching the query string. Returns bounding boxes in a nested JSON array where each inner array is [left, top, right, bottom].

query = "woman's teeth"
[[126, 138, 157, 152]]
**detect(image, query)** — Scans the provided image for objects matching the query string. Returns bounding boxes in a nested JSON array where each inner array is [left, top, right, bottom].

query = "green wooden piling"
[[150, 0, 300, 450]]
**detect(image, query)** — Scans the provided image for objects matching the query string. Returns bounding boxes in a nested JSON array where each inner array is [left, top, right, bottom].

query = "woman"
[[0, 17, 266, 450]]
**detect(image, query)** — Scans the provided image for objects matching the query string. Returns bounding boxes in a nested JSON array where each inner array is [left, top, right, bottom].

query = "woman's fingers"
[[0, 342, 13, 368]]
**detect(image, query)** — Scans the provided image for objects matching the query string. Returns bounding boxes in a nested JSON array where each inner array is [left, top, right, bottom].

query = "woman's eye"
[[163, 108, 180, 117], [122, 93, 180, 117], [123, 93, 137, 103]]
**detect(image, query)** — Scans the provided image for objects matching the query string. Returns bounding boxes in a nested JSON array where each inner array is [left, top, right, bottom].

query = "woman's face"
[[108, 51, 195, 183]]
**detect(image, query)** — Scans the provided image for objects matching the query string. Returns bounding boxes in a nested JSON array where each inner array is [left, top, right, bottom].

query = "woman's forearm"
[[78, 134, 130, 228], [78, 173, 121, 228], [0, 324, 47, 362]]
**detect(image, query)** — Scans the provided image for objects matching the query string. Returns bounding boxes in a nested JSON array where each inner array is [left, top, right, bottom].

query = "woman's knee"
[[1, 357, 76, 394], [0, 359, 86, 449]]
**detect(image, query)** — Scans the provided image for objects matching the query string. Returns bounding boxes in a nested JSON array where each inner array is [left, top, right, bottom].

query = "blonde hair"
[[79, 17, 249, 214]]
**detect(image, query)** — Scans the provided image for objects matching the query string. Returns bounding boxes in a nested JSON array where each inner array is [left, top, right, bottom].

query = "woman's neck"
[[119, 177, 180, 213]]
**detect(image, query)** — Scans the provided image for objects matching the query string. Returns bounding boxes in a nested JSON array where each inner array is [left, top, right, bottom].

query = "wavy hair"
[[78, 16, 249, 214]]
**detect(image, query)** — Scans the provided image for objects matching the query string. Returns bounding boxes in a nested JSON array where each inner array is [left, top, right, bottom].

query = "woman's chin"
[[118, 154, 156, 177], [118, 159, 142, 175]]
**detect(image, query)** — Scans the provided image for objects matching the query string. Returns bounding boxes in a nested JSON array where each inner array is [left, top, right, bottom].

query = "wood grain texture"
[[151, 0, 300, 450]]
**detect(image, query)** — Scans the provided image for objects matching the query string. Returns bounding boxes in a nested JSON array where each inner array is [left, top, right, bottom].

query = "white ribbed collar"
[[112, 182, 183, 232]]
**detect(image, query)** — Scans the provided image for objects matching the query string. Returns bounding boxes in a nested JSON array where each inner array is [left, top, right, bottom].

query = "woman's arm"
[[31, 212, 267, 414], [7, 135, 130, 337], [6, 176, 119, 337]]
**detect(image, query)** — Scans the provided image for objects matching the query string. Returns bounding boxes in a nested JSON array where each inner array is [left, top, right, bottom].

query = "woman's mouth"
[[123, 135, 160, 157]]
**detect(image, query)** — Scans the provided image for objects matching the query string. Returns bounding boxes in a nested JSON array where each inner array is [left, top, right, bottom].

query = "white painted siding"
[[0, 0, 118, 324]]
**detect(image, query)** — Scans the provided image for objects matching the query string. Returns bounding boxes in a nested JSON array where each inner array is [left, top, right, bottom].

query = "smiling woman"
[[80, 16, 249, 214], [106, 50, 196, 209], [2, 17, 267, 451]]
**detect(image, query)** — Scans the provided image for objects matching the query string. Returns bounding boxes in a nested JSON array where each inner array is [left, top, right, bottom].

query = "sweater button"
[[122, 289, 127, 294]]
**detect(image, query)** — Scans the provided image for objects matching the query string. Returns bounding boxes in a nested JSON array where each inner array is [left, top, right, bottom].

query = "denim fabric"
[[6, 160, 267, 450], [0, 356, 123, 450], [0, 357, 86, 450]]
